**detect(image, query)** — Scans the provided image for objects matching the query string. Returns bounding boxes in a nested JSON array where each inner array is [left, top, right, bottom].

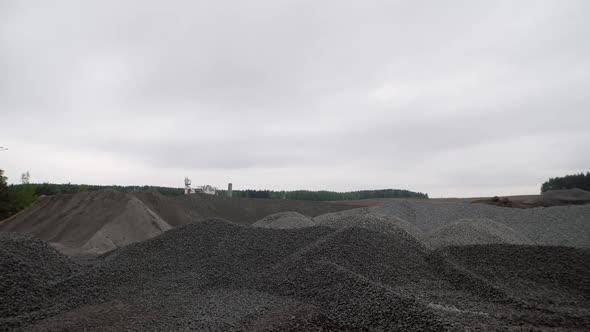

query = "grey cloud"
[[1, 0, 589, 196]]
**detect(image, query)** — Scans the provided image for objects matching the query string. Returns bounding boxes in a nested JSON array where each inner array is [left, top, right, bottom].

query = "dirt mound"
[[0, 233, 79, 327], [0, 190, 171, 255], [425, 218, 534, 248], [537, 188, 590, 206], [471, 196, 541, 208], [253, 212, 315, 229], [470, 189, 590, 209]]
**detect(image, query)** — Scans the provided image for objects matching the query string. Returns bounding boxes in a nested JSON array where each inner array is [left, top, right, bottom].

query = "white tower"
[[184, 177, 192, 195]]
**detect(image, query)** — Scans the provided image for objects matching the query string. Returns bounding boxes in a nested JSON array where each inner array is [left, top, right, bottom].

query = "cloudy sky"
[[1, 0, 588, 197]]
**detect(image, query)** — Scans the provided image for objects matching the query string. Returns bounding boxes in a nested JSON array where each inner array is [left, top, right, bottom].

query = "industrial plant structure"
[[184, 177, 218, 195]]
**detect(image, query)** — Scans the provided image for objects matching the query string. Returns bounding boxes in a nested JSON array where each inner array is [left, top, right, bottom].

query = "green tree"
[[0, 169, 14, 220], [541, 172, 590, 192], [14, 171, 36, 209], [21, 171, 30, 184]]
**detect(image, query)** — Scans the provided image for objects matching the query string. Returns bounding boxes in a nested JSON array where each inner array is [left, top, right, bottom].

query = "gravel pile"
[[0, 233, 80, 328], [425, 218, 534, 248], [258, 227, 453, 331], [11, 219, 454, 331], [0, 190, 356, 257], [0, 190, 171, 256], [441, 244, 590, 329], [252, 212, 315, 229], [367, 200, 590, 247], [313, 213, 423, 239], [134, 190, 356, 226], [7, 217, 589, 331]]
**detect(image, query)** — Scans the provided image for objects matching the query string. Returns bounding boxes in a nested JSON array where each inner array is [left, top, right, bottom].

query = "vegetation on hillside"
[[541, 172, 590, 192], [0, 170, 39, 220], [0, 169, 18, 220]]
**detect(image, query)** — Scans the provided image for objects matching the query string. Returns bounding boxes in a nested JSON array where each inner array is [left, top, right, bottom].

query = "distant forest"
[[218, 189, 429, 200], [17, 183, 429, 200], [541, 172, 590, 192]]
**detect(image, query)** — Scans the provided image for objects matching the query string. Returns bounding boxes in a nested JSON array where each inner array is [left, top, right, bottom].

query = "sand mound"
[[0, 233, 79, 326], [253, 211, 315, 229], [537, 188, 590, 206], [0, 190, 171, 255], [425, 218, 534, 248]]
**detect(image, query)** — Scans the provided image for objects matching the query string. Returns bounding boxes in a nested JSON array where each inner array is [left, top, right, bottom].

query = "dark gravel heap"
[[4, 218, 590, 331], [0, 233, 80, 328], [365, 200, 590, 247], [443, 245, 590, 306], [252, 212, 315, 229], [440, 245, 590, 330], [424, 218, 534, 248]]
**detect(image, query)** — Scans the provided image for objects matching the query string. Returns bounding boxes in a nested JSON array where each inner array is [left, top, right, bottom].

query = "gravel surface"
[[134, 190, 356, 226], [2, 217, 588, 331], [2, 197, 590, 331], [441, 244, 590, 330], [0, 190, 355, 256], [0, 233, 80, 329], [425, 218, 534, 248], [314, 213, 423, 239], [0, 190, 172, 255], [367, 200, 590, 247], [252, 212, 315, 229]]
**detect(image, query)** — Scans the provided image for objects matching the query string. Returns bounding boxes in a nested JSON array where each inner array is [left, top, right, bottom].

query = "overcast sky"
[[1, 0, 588, 197]]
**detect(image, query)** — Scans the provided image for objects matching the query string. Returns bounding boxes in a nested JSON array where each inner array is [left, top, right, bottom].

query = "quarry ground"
[[1, 190, 589, 331]]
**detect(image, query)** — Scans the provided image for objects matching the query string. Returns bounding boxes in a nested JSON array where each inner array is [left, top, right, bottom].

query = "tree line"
[[0, 169, 187, 220], [0, 170, 40, 220], [541, 172, 590, 192], [218, 189, 429, 200]]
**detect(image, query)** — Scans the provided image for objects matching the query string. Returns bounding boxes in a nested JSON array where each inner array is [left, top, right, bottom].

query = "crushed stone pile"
[[252, 212, 315, 229], [0, 190, 356, 256], [0, 233, 80, 327], [2, 195, 590, 330], [425, 218, 534, 248], [313, 213, 423, 239], [7, 219, 590, 331], [0, 190, 171, 256], [365, 200, 590, 248], [443, 245, 590, 309], [134, 190, 356, 226]]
